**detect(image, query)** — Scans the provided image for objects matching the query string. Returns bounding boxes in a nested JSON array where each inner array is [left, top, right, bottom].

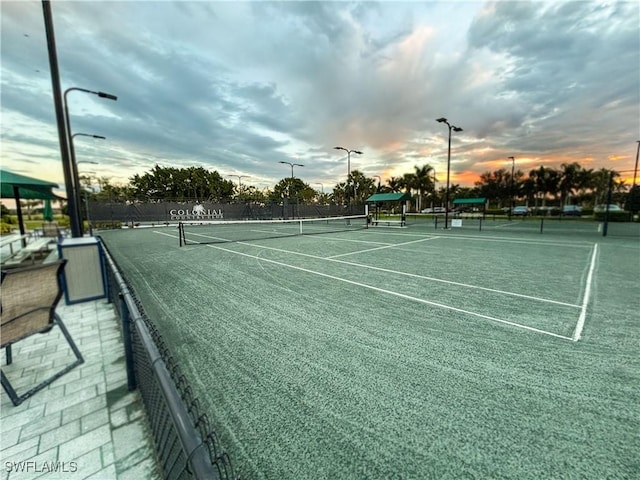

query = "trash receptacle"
[[58, 237, 107, 304]]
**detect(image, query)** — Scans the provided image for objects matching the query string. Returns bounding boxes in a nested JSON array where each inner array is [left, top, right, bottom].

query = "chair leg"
[[5, 345, 12, 365], [1, 314, 84, 407], [1, 370, 20, 405]]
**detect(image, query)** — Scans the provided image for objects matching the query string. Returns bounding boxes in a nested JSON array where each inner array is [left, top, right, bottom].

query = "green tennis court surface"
[[99, 220, 639, 479]]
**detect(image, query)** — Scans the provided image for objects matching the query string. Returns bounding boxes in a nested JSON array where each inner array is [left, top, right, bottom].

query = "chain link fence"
[[102, 242, 237, 480]]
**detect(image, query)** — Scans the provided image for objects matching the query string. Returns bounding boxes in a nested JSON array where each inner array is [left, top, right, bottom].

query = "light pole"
[[436, 118, 463, 228], [72, 134, 105, 233], [279, 161, 303, 217], [315, 183, 325, 206], [42, 0, 77, 239], [78, 167, 97, 236], [64, 87, 117, 236], [633, 141, 640, 189], [373, 175, 381, 192], [334, 146, 362, 211], [508, 156, 515, 220], [279, 160, 304, 179], [227, 174, 249, 200], [432, 168, 437, 209]]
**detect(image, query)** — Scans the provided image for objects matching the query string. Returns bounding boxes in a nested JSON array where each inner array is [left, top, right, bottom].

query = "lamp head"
[[353, 150, 363, 155], [436, 117, 447, 123], [98, 91, 118, 101], [452, 126, 463, 132]]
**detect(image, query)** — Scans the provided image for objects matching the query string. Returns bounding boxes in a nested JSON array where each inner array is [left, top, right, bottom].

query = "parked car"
[[594, 204, 623, 212], [421, 207, 446, 214], [562, 205, 582, 217], [511, 206, 529, 216]]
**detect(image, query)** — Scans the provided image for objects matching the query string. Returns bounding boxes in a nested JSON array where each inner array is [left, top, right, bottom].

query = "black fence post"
[[540, 217, 544, 234], [119, 292, 137, 391]]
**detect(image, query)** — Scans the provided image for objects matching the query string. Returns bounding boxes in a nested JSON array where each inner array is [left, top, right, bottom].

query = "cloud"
[[1, 1, 638, 195]]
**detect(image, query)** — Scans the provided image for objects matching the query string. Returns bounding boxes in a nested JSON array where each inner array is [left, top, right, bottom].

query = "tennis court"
[[98, 218, 639, 479]]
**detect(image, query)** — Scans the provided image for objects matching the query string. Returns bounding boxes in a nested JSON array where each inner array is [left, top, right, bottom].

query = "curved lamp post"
[[64, 87, 117, 236], [436, 118, 463, 229], [227, 174, 249, 200], [334, 147, 362, 211], [279, 160, 304, 179], [279, 161, 303, 219], [77, 163, 97, 235], [72, 134, 105, 232], [373, 175, 381, 193]]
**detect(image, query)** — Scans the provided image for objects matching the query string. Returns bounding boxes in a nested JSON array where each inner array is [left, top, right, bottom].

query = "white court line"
[[201, 241, 574, 341], [364, 229, 593, 249], [159, 229, 580, 309], [235, 237, 579, 308], [156, 229, 579, 339], [572, 243, 598, 342], [326, 236, 440, 258]]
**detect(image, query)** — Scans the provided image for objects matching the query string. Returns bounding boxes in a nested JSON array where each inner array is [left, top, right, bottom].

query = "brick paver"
[[1, 299, 161, 480]]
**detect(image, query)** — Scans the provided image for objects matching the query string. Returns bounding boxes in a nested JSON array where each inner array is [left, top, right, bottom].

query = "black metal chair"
[[1, 260, 84, 406]]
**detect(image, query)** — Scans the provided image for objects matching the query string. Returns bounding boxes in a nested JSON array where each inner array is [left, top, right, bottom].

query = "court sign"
[[169, 204, 224, 221]]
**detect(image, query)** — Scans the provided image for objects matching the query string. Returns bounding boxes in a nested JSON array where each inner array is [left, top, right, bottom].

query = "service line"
[[160, 229, 581, 309], [203, 241, 574, 341]]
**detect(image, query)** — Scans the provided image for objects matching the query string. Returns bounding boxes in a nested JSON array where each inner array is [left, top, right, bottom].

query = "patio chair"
[[1, 260, 84, 406], [42, 221, 62, 240]]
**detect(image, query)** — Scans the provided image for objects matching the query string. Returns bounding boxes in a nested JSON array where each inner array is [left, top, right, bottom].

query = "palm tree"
[[559, 162, 586, 207], [413, 164, 435, 212], [529, 166, 561, 207], [386, 177, 404, 193], [475, 169, 510, 208]]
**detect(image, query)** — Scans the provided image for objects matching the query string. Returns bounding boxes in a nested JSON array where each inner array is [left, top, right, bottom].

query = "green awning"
[[1, 170, 62, 200], [366, 192, 412, 202], [453, 197, 486, 205]]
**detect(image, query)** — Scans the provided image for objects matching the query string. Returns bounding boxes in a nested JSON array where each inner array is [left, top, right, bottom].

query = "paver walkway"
[[1, 298, 161, 480]]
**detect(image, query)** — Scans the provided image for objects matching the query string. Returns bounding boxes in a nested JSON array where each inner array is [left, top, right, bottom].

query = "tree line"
[[78, 162, 637, 212]]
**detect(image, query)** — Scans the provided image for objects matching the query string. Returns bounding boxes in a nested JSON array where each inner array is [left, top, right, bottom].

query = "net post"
[[178, 222, 183, 247]]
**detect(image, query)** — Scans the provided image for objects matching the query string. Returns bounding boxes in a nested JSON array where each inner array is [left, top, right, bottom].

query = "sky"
[[1, 0, 639, 200]]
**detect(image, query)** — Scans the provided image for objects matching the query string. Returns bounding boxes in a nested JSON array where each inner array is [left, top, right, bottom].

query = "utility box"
[[58, 237, 107, 304]]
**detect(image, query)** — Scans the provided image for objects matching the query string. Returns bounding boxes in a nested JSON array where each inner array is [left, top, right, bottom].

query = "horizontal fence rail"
[[101, 242, 236, 480]]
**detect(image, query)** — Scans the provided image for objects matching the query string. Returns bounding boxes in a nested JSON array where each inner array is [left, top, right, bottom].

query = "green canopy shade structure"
[[1, 170, 62, 239], [365, 192, 413, 203], [365, 192, 413, 225], [452, 197, 486, 205], [1, 170, 61, 200]]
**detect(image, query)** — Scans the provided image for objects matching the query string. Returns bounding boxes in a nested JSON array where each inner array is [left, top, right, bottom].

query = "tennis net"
[[178, 215, 369, 246]]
